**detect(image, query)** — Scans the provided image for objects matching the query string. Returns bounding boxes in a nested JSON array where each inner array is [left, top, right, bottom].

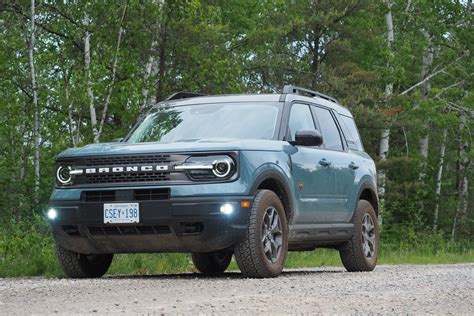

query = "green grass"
[[1, 219, 473, 278], [0, 221, 63, 277], [109, 253, 194, 275]]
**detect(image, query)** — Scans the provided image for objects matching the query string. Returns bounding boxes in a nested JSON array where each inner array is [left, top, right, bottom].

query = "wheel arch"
[[357, 182, 379, 217], [249, 169, 294, 222]]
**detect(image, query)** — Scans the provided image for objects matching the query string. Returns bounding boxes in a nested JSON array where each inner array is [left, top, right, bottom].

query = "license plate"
[[103, 203, 139, 224]]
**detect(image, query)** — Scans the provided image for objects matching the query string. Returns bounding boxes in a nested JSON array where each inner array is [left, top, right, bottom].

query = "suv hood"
[[57, 138, 287, 159]]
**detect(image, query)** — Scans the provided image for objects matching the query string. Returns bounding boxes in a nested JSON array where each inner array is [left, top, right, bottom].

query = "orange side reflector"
[[240, 200, 252, 208]]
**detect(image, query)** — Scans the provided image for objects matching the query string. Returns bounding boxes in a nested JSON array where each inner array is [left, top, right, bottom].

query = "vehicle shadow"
[[105, 268, 343, 280]]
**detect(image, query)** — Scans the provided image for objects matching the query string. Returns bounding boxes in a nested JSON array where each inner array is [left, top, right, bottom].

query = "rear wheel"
[[234, 189, 288, 278], [56, 245, 113, 278], [339, 200, 379, 272], [191, 249, 233, 275]]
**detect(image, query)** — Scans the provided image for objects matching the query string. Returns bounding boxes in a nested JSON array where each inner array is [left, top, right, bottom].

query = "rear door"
[[336, 113, 368, 220]]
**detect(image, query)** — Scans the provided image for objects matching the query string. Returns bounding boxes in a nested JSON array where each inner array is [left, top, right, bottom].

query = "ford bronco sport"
[[48, 85, 379, 278]]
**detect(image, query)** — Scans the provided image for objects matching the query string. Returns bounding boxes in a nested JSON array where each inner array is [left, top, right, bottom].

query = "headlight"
[[212, 159, 233, 178], [175, 155, 236, 180], [56, 165, 73, 185]]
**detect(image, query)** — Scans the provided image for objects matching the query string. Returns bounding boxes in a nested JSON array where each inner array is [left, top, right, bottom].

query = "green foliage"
[[0, 0, 472, 276], [0, 217, 62, 277]]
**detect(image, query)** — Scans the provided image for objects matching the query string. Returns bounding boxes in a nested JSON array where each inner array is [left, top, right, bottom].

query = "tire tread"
[[56, 245, 112, 278], [339, 200, 379, 272], [234, 189, 288, 278], [191, 251, 232, 275]]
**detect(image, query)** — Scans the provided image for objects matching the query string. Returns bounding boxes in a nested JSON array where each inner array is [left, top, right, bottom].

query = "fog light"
[[220, 203, 233, 215], [47, 208, 57, 220]]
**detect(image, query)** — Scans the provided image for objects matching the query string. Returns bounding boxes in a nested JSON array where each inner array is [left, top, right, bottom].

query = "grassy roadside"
[[1, 220, 473, 278]]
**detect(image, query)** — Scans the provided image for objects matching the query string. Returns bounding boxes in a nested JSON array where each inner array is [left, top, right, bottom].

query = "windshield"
[[127, 102, 281, 143]]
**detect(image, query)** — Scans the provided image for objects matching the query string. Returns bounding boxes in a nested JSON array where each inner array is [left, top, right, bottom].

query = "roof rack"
[[282, 85, 338, 104], [165, 91, 206, 101]]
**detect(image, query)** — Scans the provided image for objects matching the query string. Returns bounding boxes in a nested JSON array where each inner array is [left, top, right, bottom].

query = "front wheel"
[[234, 189, 288, 278], [339, 200, 379, 272], [191, 249, 232, 275], [56, 245, 113, 278]]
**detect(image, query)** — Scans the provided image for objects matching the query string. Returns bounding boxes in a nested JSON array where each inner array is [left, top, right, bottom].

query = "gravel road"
[[1, 264, 473, 315]]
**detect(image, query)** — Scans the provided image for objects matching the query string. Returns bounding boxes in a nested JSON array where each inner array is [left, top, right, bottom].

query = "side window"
[[288, 103, 316, 141], [338, 116, 355, 148], [312, 107, 343, 151], [339, 115, 364, 151]]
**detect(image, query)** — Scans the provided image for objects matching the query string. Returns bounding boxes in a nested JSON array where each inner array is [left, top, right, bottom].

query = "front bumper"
[[49, 194, 252, 254]]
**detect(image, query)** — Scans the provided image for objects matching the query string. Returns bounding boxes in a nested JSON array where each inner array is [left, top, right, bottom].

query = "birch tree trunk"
[[141, 0, 164, 112], [83, 13, 98, 142], [141, 46, 157, 111], [155, 3, 169, 103], [451, 113, 470, 241], [28, 0, 40, 206], [377, 3, 394, 225], [418, 31, 433, 181], [433, 129, 447, 230], [155, 34, 167, 102], [95, 2, 128, 143], [66, 79, 77, 147]]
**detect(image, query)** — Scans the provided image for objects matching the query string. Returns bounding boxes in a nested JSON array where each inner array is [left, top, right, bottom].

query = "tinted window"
[[288, 103, 316, 141], [128, 102, 280, 143], [312, 107, 343, 151], [339, 115, 364, 151], [338, 117, 355, 148]]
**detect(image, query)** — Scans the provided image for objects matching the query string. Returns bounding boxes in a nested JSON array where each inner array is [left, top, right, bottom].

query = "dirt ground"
[[1, 264, 473, 315]]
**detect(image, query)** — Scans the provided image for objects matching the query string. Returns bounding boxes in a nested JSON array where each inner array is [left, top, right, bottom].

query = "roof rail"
[[282, 85, 338, 104], [165, 91, 206, 101]]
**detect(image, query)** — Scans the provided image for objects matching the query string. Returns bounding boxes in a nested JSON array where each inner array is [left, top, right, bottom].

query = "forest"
[[0, 0, 472, 276]]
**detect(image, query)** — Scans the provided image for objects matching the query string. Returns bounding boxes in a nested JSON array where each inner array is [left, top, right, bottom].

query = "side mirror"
[[292, 129, 323, 147], [112, 137, 124, 143]]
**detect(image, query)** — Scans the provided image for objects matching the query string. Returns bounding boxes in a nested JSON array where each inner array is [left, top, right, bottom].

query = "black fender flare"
[[354, 180, 379, 218], [249, 168, 295, 220]]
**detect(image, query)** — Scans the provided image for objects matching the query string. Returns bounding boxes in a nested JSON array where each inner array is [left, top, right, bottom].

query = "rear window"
[[338, 115, 364, 151]]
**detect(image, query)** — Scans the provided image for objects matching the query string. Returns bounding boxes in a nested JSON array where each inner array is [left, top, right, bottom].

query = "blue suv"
[[48, 85, 379, 278]]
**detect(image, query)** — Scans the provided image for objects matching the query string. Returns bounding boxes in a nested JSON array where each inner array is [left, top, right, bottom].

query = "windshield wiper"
[[173, 138, 201, 142]]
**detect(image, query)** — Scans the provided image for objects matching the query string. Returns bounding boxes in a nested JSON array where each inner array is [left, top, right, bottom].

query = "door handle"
[[349, 162, 359, 170], [319, 158, 331, 167]]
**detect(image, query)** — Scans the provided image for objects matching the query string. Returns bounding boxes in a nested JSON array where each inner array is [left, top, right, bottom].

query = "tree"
[[378, 1, 395, 225], [0, 0, 472, 243], [28, 0, 40, 205]]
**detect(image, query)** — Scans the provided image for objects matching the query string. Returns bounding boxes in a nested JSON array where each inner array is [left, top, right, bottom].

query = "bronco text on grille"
[[57, 154, 192, 186]]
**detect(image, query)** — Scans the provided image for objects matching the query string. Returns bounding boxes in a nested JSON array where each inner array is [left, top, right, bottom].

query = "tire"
[[339, 200, 379, 272], [191, 249, 233, 275], [234, 189, 288, 278], [56, 245, 113, 278]]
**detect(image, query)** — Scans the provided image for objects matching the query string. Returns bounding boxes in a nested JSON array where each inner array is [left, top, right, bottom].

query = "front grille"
[[63, 153, 190, 186], [58, 152, 237, 186], [82, 189, 170, 201], [82, 190, 115, 202], [85, 172, 170, 184], [134, 188, 170, 201], [88, 225, 171, 236], [83, 154, 171, 166]]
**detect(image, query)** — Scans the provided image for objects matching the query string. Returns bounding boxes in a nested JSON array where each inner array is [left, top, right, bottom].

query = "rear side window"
[[338, 115, 364, 151], [312, 107, 343, 151]]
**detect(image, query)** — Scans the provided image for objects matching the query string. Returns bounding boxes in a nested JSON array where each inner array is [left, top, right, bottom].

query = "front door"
[[311, 106, 356, 222], [287, 103, 337, 224]]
